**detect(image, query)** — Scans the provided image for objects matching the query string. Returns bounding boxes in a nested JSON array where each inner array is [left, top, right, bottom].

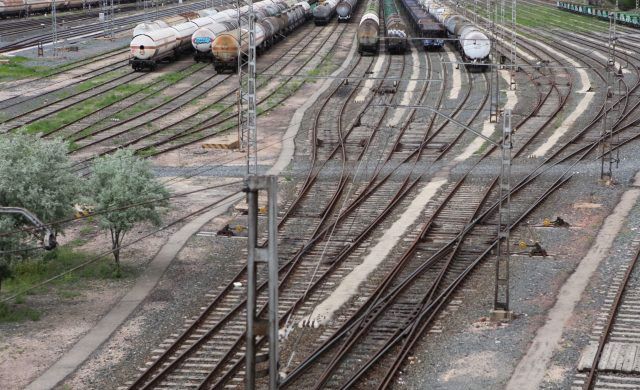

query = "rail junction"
[[2, 0, 640, 389]]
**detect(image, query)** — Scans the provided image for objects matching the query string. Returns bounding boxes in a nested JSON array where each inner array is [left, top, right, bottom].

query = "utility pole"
[[489, 0, 499, 122], [237, 0, 258, 176], [244, 176, 279, 389], [510, 0, 517, 89], [600, 11, 620, 183], [492, 109, 513, 322], [51, 0, 58, 56]]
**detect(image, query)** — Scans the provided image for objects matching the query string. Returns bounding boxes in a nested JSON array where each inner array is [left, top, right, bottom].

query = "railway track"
[[573, 245, 640, 390], [66, 18, 350, 165], [0, 0, 232, 54]]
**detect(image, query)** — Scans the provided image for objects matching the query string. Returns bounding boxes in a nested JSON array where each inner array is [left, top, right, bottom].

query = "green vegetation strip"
[[0, 56, 52, 82], [476, 3, 609, 32], [23, 84, 146, 136], [67, 69, 200, 143]]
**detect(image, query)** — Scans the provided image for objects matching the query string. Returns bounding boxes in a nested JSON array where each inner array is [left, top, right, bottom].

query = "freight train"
[[399, 0, 444, 49], [357, 0, 379, 54], [129, 0, 297, 70], [313, 0, 337, 25], [421, 0, 490, 71], [211, 1, 311, 72], [130, 8, 223, 71], [191, 3, 288, 62], [557, 1, 640, 28], [384, 0, 407, 54], [336, 0, 356, 21]]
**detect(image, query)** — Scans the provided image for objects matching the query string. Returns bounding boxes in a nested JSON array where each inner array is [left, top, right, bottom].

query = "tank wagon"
[[384, 0, 407, 54], [357, 0, 379, 55], [129, 0, 294, 70], [313, 0, 338, 25], [422, 0, 489, 71], [398, 0, 444, 49], [336, 0, 357, 21], [130, 13, 220, 71], [192, 1, 294, 61], [212, 1, 311, 72], [557, 1, 640, 28]]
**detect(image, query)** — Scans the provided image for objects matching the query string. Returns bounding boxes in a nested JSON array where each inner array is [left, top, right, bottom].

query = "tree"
[[0, 134, 80, 234], [0, 134, 80, 290], [86, 149, 169, 276]]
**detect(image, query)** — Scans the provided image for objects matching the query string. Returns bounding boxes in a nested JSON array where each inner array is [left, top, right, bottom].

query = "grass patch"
[[0, 302, 40, 322], [75, 70, 127, 93], [1, 246, 124, 298], [476, 3, 609, 32], [137, 146, 158, 157], [0, 56, 50, 81], [23, 84, 145, 135]]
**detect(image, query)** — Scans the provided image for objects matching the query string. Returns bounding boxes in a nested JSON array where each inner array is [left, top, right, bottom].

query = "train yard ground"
[[2, 0, 640, 389]]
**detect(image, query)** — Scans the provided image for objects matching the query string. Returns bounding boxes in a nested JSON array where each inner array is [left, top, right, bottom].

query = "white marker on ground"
[[529, 92, 594, 158], [388, 47, 421, 126], [455, 70, 517, 162], [535, 41, 591, 93], [447, 48, 462, 101], [355, 54, 386, 103], [301, 178, 447, 326]]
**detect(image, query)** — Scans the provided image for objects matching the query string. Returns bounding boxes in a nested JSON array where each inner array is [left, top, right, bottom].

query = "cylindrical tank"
[[133, 20, 170, 37], [336, 0, 357, 20], [130, 28, 178, 62], [384, 0, 407, 54], [313, 0, 339, 25], [459, 26, 490, 60], [357, 0, 379, 55], [192, 20, 238, 53], [211, 25, 267, 69]]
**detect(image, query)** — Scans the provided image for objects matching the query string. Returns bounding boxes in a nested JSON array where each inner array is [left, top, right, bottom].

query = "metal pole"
[[510, 0, 517, 89], [51, 0, 57, 56], [492, 109, 512, 321], [238, 0, 257, 176], [245, 180, 258, 389], [244, 176, 279, 389], [267, 176, 279, 390], [601, 12, 617, 182]]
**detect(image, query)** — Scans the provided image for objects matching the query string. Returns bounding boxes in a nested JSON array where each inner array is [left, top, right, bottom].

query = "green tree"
[[0, 134, 80, 233], [86, 149, 169, 276], [0, 134, 80, 290]]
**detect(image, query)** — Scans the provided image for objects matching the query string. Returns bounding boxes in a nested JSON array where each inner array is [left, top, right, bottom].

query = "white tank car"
[[133, 20, 170, 37], [422, 0, 490, 70], [131, 16, 220, 70], [458, 25, 490, 60], [132, 8, 220, 37], [130, 28, 177, 65]]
